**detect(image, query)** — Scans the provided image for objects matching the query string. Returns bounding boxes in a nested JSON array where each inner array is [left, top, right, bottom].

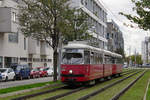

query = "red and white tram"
[[61, 43, 123, 85]]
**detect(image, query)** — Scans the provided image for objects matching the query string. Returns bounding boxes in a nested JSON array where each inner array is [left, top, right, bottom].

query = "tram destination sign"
[[65, 49, 83, 53]]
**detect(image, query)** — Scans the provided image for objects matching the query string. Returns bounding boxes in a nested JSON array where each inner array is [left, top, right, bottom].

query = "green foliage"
[[126, 54, 143, 65], [0, 81, 60, 94], [120, 70, 150, 100], [120, 0, 150, 30], [18, 0, 90, 49], [18, 0, 90, 81], [62, 9, 92, 41], [147, 81, 150, 100], [115, 48, 125, 59]]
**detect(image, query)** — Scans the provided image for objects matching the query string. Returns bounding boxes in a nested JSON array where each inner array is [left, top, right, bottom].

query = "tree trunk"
[[53, 50, 58, 81]]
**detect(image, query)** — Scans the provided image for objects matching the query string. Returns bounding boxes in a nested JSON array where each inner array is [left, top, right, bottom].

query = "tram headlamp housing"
[[69, 70, 73, 74]]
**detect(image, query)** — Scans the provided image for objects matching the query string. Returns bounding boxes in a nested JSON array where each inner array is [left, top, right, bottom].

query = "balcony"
[[0, 7, 18, 33]]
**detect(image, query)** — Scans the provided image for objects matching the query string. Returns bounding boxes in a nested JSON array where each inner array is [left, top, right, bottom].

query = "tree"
[[126, 54, 143, 65], [115, 48, 125, 59], [120, 0, 150, 30], [18, 0, 90, 81]]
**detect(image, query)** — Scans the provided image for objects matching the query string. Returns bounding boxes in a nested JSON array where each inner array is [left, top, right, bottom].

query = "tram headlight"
[[69, 70, 73, 74]]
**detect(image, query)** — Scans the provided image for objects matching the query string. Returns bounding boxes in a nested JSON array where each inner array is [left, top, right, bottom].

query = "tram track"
[[43, 70, 140, 100], [122, 69, 133, 74], [121, 69, 138, 76], [11, 69, 138, 100], [111, 70, 146, 100], [77, 70, 143, 100], [11, 85, 66, 100], [44, 87, 86, 100]]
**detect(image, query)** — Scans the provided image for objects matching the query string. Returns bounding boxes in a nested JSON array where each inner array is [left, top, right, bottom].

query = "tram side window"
[[116, 58, 123, 64], [84, 51, 90, 64], [91, 52, 94, 64], [99, 54, 103, 64], [90, 52, 103, 64], [112, 58, 115, 64], [94, 53, 98, 64], [105, 56, 112, 64], [95, 53, 100, 64]]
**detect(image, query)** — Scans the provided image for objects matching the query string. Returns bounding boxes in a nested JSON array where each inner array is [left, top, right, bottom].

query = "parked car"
[[37, 67, 48, 77], [0, 68, 15, 81], [142, 63, 150, 67], [30, 68, 40, 78], [0, 73, 2, 81], [11, 64, 31, 80], [45, 67, 53, 76], [122, 64, 128, 68]]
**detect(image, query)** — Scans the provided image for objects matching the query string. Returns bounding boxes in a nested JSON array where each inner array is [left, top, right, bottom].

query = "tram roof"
[[63, 43, 122, 58]]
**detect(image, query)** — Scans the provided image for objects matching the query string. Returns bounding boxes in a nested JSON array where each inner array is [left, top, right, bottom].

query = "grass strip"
[[5, 74, 132, 100], [88, 71, 143, 100], [0, 83, 63, 100], [28, 89, 70, 100], [58, 71, 138, 100], [146, 79, 150, 100], [0, 81, 60, 94], [119, 70, 150, 100]]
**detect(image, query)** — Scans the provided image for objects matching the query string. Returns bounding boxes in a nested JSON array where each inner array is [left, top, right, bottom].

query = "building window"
[[5, 57, 18, 68], [8, 33, 18, 43], [0, 57, 3, 68], [20, 57, 27, 62], [12, 12, 16, 22], [33, 58, 40, 62], [28, 58, 32, 62], [24, 38, 26, 50], [48, 59, 52, 62]]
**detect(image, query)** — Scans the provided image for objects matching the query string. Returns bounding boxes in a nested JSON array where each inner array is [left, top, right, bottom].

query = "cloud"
[[100, 0, 148, 55]]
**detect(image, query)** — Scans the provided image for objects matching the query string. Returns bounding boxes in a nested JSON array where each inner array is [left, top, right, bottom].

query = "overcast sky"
[[99, 0, 148, 55]]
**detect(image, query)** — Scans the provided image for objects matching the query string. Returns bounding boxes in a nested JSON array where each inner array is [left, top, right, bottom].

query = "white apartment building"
[[141, 37, 150, 64], [70, 0, 108, 49], [0, 0, 108, 68], [106, 20, 124, 53], [0, 0, 53, 68]]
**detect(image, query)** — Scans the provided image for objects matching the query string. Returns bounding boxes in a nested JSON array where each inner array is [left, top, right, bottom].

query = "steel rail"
[[44, 87, 86, 100], [11, 85, 66, 100], [44, 70, 140, 100], [111, 70, 146, 100], [78, 70, 142, 100], [12, 70, 138, 100]]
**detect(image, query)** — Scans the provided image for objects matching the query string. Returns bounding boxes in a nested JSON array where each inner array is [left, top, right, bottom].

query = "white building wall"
[[70, 0, 107, 49], [141, 37, 150, 64], [0, 0, 28, 58], [0, 0, 53, 68], [141, 41, 146, 64]]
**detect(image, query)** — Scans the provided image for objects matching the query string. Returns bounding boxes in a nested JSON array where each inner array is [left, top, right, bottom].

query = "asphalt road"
[[0, 77, 53, 89]]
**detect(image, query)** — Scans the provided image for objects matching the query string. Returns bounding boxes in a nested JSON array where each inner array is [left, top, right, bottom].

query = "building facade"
[[106, 20, 124, 54], [0, 0, 53, 68], [0, 0, 108, 68], [70, 0, 108, 49], [141, 37, 150, 64]]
